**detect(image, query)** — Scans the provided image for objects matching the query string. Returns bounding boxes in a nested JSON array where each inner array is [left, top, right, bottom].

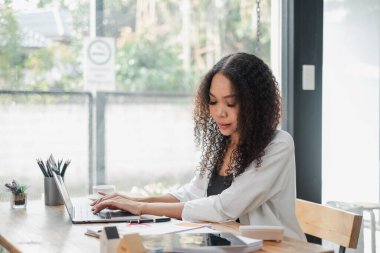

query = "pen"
[[46, 161, 53, 177], [36, 159, 49, 177], [129, 217, 171, 224], [61, 159, 71, 177], [129, 219, 154, 224], [57, 159, 63, 174], [153, 217, 171, 223]]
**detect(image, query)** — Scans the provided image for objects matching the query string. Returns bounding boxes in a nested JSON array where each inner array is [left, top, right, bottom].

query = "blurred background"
[[0, 0, 379, 252]]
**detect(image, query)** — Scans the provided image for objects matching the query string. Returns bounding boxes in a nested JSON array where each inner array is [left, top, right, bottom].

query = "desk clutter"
[[36, 154, 71, 206], [86, 220, 212, 238], [0, 199, 335, 253], [88, 220, 263, 253]]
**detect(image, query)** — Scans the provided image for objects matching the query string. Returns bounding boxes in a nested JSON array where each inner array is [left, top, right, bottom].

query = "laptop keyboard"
[[75, 204, 99, 219]]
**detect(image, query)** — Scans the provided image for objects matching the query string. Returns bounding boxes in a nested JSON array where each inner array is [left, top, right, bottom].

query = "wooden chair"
[[296, 199, 363, 253], [0, 234, 21, 253]]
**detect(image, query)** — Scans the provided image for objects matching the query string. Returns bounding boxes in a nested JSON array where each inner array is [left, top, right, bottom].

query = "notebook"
[[49, 156, 170, 224]]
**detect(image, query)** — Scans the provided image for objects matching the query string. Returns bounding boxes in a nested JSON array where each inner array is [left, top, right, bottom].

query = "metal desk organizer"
[[37, 155, 70, 206], [44, 176, 64, 206]]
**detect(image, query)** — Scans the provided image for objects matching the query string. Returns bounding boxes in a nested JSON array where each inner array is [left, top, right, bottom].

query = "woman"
[[91, 52, 305, 240]]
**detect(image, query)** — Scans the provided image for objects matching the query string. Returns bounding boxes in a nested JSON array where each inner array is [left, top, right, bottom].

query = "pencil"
[[61, 160, 71, 178], [36, 159, 48, 177]]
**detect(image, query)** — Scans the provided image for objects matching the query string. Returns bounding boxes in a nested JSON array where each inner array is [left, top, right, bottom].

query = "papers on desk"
[[85, 220, 212, 238], [87, 220, 263, 252]]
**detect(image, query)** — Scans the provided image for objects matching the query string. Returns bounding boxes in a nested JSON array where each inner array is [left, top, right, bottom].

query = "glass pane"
[[322, 0, 380, 203], [0, 93, 91, 200], [105, 95, 195, 194]]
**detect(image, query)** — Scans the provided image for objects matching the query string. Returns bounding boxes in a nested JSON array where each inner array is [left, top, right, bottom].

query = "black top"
[[207, 172, 240, 223], [207, 173, 233, 197]]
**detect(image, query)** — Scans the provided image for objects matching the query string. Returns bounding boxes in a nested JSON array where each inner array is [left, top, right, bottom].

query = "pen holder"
[[44, 177, 64, 206]]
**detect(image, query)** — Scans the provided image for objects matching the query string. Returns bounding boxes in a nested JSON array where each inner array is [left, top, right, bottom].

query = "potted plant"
[[5, 180, 29, 209]]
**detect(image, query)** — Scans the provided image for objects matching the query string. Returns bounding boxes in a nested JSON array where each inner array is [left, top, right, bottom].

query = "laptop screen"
[[51, 162, 75, 218], [48, 155, 146, 223]]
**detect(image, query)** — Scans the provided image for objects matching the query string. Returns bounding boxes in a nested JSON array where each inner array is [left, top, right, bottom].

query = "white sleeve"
[[168, 171, 208, 202], [181, 133, 295, 222]]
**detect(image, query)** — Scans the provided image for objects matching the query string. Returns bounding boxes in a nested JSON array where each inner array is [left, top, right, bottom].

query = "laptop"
[[48, 155, 159, 224]]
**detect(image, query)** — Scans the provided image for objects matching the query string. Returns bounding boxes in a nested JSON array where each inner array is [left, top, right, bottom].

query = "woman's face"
[[209, 73, 240, 139]]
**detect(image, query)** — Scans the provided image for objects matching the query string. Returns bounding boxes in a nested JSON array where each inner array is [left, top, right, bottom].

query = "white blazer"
[[169, 130, 306, 240]]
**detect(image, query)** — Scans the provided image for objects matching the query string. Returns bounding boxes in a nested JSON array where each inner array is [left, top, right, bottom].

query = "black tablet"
[[141, 232, 247, 251]]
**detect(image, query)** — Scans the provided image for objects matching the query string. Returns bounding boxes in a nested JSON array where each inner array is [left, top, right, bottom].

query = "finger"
[[90, 193, 116, 206], [99, 192, 121, 200], [91, 196, 107, 206], [91, 201, 107, 213], [91, 202, 106, 213], [90, 196, 105, 206], [92, 200, 122, 214], [102, 192, 128, 199]]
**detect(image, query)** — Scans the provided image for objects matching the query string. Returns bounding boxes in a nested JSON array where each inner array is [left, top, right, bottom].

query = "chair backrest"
[[295, 198, 362, 249], [0, 234, 22, 253]]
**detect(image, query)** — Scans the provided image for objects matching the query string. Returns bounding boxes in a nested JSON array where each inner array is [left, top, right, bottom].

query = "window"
[[0, 0, 275, 200], [322, 0, 380, 203]]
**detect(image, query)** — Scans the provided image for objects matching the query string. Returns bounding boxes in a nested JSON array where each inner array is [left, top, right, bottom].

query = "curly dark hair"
[[194, 52, 281, 178]]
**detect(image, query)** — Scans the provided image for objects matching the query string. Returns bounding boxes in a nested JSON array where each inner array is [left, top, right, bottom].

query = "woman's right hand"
[[91, 197, 144, 215], [90, 192, 132, 206]]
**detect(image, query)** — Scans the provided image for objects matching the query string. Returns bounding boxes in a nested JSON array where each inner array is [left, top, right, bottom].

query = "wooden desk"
[[0, 199, 333, 253]]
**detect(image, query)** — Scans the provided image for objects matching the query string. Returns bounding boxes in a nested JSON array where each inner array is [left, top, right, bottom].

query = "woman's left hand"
[[91, 197, 143, 215]]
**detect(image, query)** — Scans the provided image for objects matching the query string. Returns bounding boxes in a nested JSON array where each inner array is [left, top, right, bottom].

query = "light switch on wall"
[[302, 65, 315, 90]]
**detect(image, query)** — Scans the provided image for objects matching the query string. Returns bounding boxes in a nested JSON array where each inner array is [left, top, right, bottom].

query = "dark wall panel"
[[293, 0, 323, 204]]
